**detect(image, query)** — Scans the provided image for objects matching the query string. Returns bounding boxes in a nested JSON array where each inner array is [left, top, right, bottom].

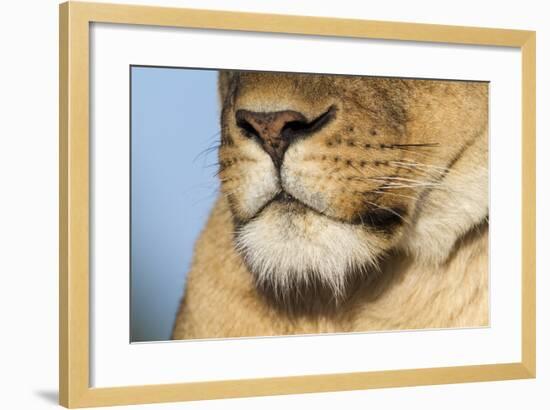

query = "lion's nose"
[[235, 109, 307, 167], [235, 107, 335, 167]]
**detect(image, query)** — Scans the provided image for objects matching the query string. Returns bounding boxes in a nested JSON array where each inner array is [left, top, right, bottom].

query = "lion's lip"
[[267, 190, 406, 230], [272, 191, 296, 203], [268, 190, 330, 219], [263, 190, 312, 215]]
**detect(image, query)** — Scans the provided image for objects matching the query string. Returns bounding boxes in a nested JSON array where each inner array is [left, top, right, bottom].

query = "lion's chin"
[[234, 201, 383, 302]]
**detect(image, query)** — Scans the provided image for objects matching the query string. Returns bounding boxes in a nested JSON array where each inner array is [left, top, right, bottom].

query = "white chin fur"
[[235, 204, 381, 299]]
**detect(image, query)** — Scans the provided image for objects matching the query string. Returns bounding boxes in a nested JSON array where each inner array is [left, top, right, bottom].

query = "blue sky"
[[130, 66, 219, 342]]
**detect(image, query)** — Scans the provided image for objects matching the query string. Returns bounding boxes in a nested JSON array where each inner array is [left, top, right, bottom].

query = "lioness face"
[[218, 71, 488, 299]]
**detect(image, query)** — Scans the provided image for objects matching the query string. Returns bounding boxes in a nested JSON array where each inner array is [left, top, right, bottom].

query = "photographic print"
[[60, 5, 535, 405], [130, 67, 489, 342]]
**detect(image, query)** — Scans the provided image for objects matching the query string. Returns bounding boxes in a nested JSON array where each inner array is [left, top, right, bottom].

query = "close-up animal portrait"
[[130, 66, 488, 342]]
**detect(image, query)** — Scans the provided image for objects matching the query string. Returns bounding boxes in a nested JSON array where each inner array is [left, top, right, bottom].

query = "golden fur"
[[172, 72, 488, 339]]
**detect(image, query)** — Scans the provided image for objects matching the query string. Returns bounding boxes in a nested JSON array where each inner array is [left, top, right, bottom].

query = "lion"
[[172, 71, 488, 339]]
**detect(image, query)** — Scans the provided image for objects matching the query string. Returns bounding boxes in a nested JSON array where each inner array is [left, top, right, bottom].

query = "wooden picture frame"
[[59, 1, 536, 407]]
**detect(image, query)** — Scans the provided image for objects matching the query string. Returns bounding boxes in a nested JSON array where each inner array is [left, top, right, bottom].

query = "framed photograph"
[[59, 1, 536, 407]]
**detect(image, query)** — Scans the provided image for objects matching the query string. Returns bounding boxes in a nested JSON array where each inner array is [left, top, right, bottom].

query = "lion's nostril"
[[235, 106, 336, 167]]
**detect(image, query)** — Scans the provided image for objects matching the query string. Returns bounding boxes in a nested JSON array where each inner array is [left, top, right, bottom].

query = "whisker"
[[360, 197, 409, 224], [391, 160, 445, 170], [205, 129, 222, 143], [213, 166, 226, 177], [390, 143, 439, 148], [377, 183, 449, 191], [333, 184, 410, 225], [350, 175, 446, 190], [193, 143, 220, 163], [369, 190, 419, 201], [203, 161, 220, 169], [389, 146, 437, 159], [368, 176, 437, 184], [391, 160, 470, 179]]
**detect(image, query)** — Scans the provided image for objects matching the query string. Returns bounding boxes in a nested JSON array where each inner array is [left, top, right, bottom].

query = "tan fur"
[[172, 72, 488, 339]]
